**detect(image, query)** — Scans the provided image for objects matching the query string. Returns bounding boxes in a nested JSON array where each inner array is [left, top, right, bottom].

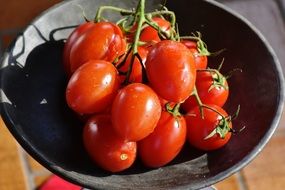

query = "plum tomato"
[[69, 22, 126, 73], [111, 83, 162, 141], [181, 40, 208, 69], [182, 70, 229, 112], [125, 17, 171, 45], [185, 105, 232, 151], [117, 46, 148, 83], [63, 22, 94, 77], [140, 17, 171, 45], [83, 115, 137, 172], [138, 111, 186, 168], [66, 60, 120, 114], [145, 40, 196, 103]]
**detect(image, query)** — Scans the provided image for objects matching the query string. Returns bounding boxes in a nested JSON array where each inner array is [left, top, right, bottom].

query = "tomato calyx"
[[165, 103, 181, 117], [190, 85, 241, 140], [193, 32, 211, 56], [144, 13, 178, 41], [181, 32, 225, 57], [204, 110, 231, 140], [197, 68, 228, 92], [165, 103, 183, 129], [180, 32, 210, 56], [204, 105, 241, 140]]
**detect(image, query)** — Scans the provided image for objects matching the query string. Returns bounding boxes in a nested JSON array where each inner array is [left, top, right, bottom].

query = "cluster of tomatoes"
[[62, 2, 235, 173]]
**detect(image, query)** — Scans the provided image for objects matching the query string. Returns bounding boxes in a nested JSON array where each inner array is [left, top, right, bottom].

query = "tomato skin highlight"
[[83, 115, 137, 172], [66, 60, 120, 114], [69, 22, 126, 73], [145, 40, 196, 103], [138, 111, 186, 168], [185, 105, 232, 151], [63, 22, 95, 77], [111, 83, 162, 142]]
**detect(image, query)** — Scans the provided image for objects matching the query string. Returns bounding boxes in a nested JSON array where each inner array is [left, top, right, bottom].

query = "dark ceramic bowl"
[[0, 0, 284, 189]]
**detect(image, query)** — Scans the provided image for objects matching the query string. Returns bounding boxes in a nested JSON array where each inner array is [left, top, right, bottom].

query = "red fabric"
[[40, 175, 82, 190]]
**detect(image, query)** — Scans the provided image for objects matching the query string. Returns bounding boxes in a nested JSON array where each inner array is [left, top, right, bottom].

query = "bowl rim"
[[0, 0, 284, 189], [194, 0, 285, 188]]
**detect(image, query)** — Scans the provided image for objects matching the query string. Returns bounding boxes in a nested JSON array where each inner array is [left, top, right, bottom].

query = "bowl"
[[0, 0, 284, 189]]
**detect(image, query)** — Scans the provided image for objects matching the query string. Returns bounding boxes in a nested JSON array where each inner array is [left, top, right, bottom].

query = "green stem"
[[75, 4, 90, 22], [192, 86, 204, 118], [225, 68, 243, 80], [196, 68, 218, 73], [201, 104, 226, 119], [123, 0, 146, 84], [95, 6, 134, 22], [150, 10, 176, 28], [172, 103, 181, 117], [166, 103, 181, 117], [144, 17, 170, 40], [197, 69, 228, 91], [230, 105, 241, 121], [132, 0, 145, 54], [196, 68, 223, 78], [180, 36, 200, 41], [193, 87, 203, 106], [116, 16, 129, 26]]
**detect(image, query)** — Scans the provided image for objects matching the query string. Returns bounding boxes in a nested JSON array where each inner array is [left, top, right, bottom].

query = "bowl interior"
[[0, 0, 283, 189]]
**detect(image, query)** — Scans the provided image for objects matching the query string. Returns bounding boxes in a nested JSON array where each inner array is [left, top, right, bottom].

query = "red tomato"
[[111, 83, 162, 141], [189, 48, 208, 70], [182, 70, 229, 113], [185, 105, 232, 151], [63, 22, 95, 77], [138, 111, 186, 168], [69, 22, 126, 73], [140, 17, 171, 44], [125, 17, 171, 45], [118, 46, 148, 83], [66, 60, 119, 114], [145, 40, 196, 103], [83, 115, 137, 172], [181, 40, 208, 69]]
